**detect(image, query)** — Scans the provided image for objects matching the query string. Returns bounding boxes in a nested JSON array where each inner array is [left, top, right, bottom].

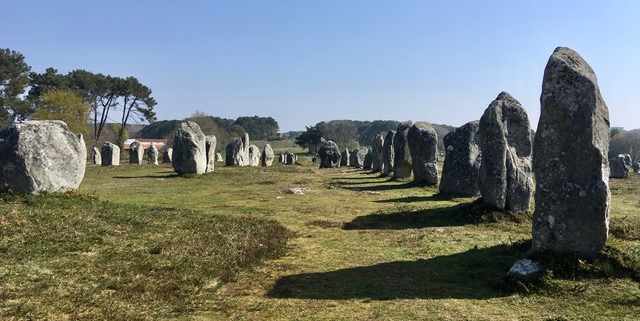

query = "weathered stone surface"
[[349, 148, 359, 168], [371, 134, 384, 172], [205, 135, 217, 173], [532, 47, 611, 258], [506, 259, 543, 280], [279, 154, 285, 163], [261, 144, 275, 167], [286, 152, 295, 165], [248, 144, 261, 167], [226, 138, 245, 166], [479, 92, 533, 212], [393, 122, 413, 179], [240, 133, 250, 166], [129, 141, 144, 164], [0, 120, 86, 194], [162, 148, 173, 163], [610, 155, 629, 178], [341, 148, 349, 166], [101, 141, 120, 166], [439, 121, 481, 196], [407, 123, 438, 185], [621, 154, 632, 167], [318, 140, 341, 168], [172, 121, 207, 174], [382, 131, 395, 176], [92, 147, 101, 165], [363, 149, 373, 170], [216, 152, 223, 162], [633, 161, 639, 173], [147, 144, 159, 165], [356, 149, 368, 169]]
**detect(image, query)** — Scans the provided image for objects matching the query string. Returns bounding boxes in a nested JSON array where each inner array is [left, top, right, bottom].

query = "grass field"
[[1, 154, 639, 320]]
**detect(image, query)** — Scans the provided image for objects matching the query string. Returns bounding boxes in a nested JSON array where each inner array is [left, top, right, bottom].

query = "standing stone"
[[101, 141, 120, 166], [363, 149, 373, 170], [92, 147, 101, 165], [407, 123, 438, 185], [240, 133, 250, 166], [205, 135, 217, 173], [532, 47, 611, 258], [279, 154, 285, 163], [162, 148, 173, 163], [0, 120, 87, 194], [354, 149, 367, 169], [609, 155, 629, 179], [479, 92, 533, 212], [439, 121, 482, 196], [248, 144, 261, 166], [261, 144, 275, 167], [172, 121, 207, 174], [147, 143, 159, 165], [371, 134, 384, 172], [216, 152, 223, 162], [620, 154, 632, 168], [318, 140, 341, 168], [129, 141, 144, 164], [350, 148, 359, 167], [286, 152, 295, 165], [382, 131, 395, 176], [225, 138, 245, 166], [341, 148, 350, 166], [633, 161, 640, 173], [393, 121, 413, 179]]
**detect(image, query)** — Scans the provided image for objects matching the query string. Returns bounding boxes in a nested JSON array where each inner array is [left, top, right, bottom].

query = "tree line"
[[0, 48, 156, 147], [295, 119, 455, 152], [137, 113, 279, 149]]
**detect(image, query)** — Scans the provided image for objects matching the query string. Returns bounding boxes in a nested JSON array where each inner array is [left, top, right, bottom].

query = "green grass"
[[2, 161, 640, 320]]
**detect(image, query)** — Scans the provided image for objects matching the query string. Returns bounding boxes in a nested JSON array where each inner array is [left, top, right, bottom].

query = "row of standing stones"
[[316, 47, 617, 270], [0, 47, 626, 270]]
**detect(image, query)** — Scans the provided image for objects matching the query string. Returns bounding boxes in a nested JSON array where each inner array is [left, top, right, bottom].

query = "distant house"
[[124, 139, 168, 150]]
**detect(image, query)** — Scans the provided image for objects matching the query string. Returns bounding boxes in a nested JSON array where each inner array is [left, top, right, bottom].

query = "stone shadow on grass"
[[112, 172, 180, 179], [267, 241, 529, 300], [374, 192, 461, 203], [343, 198, 501, 229], [339, 181, 418, 192]]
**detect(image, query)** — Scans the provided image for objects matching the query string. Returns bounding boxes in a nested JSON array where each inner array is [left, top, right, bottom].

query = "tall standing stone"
[[341, 148, 350, 166], [350, 148, 359, 168], [479, 92, 533, 212], [101, 141, 120, 166], [371, 134, 384, 172], [439, 121, 481, 196], [363, 149, 373, 170], [162, 148, 173, 163], [532, 47, 611, 258], [248, 144, 261, 167], [318, 140, 341, 168], [261, 144, 275, 167], [393, 122, 413, 179], [147, 143, 159, 165], [240, 133, 251, 166], [92, 147, 101, 165], [407, 123, 438, 185], [0, 121, 87, 194], [129, 141, 144, 164], [609, 155, 629, 178], [354, 148, 367, 169], [226, 138, 245, 166], [172, 121, 207, 174], [382, 131, 395, 176], [205, 135, 217, 173]]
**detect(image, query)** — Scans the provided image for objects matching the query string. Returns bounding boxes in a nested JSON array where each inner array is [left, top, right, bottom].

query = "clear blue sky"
[[3, 0, 639, 132]]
